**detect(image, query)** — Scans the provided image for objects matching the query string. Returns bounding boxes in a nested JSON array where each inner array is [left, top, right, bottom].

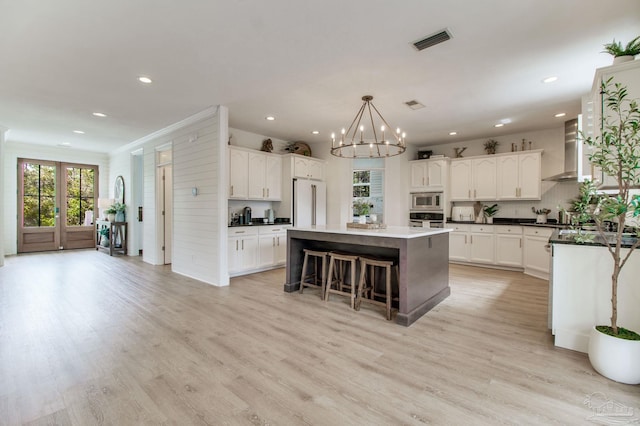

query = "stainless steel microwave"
[[411, 192, 443, 211]]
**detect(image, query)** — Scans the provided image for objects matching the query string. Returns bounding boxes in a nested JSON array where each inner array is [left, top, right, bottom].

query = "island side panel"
[[397, 233, 450, 326]]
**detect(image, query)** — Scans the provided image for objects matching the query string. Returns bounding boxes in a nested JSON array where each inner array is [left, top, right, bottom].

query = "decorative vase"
[[358, 215, 367, 224], [116, 211, 125, 222], [107, 213, 116, 222], [588, 326, 640, 385], [536, 214, 547, 224], [370, 214, 377, 223], [100, 235, 110, 247]]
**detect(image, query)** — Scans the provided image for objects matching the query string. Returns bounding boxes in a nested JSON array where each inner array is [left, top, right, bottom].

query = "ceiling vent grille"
[[405, 100, 425, 110], [412, 29, 452, 51]]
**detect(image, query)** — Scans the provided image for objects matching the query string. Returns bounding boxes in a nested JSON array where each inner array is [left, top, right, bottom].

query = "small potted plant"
[[111, 202, 126, 222], [353, 199, 372, 224], [532, 207, 551, 224], [105, 206, 117, 222], [603, 36, 640, 64], [98, 227, 110, 247], [483, 139, 499, 155], [483, 204, 498, 224]]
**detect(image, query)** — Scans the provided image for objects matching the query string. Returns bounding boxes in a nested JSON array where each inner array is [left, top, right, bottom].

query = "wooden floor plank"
[[0, 250, 638, 425]]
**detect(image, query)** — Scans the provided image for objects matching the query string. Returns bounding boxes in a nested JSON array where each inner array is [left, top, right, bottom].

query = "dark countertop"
[[550, 229, 639, 248], [229, 221, 291, 228], [447, 217, 569, 228]]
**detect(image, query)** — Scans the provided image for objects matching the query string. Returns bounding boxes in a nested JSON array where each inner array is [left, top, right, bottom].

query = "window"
[[22, 162, 56, 227], [353, 158, 384, 220], [65, 166, 96, 226]]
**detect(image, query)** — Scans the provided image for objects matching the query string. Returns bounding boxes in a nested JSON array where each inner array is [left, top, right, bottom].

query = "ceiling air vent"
[[405, 100, 425, 110], [412, 29, 452, 51]]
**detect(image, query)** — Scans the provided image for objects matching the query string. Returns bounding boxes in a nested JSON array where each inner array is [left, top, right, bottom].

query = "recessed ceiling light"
[[554, 112, 566, 118], [449, 131, 457, 136], [73, 130, 85, 134], [494, 123, 504, 128], [542, 76, 558, 84], [265, 116, 275, 121], [138, 76, 152, 84], [92, 112, 107, 117], [311, 130, 320, 135]]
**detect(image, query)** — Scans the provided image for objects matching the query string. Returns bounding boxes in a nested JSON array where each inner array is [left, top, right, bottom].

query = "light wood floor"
[[1, 250, 638, 425]]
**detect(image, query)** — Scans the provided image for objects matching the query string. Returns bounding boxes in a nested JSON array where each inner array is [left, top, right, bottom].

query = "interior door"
[[159, 165, 173, 264], [18, 160, 59, 252], [18, 159, 98, 253]]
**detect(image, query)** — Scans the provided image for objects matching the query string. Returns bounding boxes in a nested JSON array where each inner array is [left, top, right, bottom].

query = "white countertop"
[[290, 225, 452, 239]]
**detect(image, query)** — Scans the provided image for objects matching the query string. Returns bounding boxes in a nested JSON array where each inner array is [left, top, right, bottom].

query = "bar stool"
[[299, 249, 329, 299], [324, 252, 359, 308], [355, 256, 399, 320]]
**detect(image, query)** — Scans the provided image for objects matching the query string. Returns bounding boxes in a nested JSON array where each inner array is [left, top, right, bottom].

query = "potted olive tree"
[[603, 36, 640, 64], [581, 77, 640, 384]]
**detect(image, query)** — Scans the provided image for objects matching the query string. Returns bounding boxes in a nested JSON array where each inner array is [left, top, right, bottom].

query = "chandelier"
[[330, 95, 406, 158]]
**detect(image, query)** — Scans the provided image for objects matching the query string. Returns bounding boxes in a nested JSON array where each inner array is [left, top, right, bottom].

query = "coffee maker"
[[243, 206, 252, 224]]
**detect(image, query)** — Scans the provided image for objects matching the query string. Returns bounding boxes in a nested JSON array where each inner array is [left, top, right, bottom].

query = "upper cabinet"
[[229, 146, 282, 200], [409, 159, 447, 191], [293, 156, 325, 181], [450, 151, 542, 202], [581, 60, 640, 188], [496, 151, 541, 200], [229, 147, 249, 199], [449, 157, 497, 201]]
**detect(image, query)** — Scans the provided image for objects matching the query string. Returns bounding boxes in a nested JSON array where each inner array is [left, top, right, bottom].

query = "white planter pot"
[[485, 216, 493, 224], [613, 55, 634, 65], [588, 326, 640, 384], [358, 215, 367, 224], [536, 214, 547, 224], [107, 213, 116, 222]]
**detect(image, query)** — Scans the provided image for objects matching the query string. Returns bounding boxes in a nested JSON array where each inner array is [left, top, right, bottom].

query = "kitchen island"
[[284, 225, 452, 326], [549, 230, 640, 353]]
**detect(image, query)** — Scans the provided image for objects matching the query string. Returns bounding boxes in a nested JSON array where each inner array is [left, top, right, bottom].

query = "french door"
[[17, 159, 99, 253]]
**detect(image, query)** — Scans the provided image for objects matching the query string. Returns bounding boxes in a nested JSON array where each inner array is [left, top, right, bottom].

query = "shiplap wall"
[[2, 142, 110, 255]]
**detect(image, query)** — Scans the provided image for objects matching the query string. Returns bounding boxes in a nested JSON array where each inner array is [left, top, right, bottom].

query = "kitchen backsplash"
[[450, 180, 580, 221]]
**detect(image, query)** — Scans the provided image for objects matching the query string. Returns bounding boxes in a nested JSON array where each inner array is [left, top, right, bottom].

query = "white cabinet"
[[496, 152, 541, 200], [472, 158, 497, 200], [448, 224, 494, 264], [449, 224, 471, 261], [523, 227, 553, 279], [449, 158, 496, 201], [230, 147, 282, 200], [257, 226, 288, 267], [228, 228, 259, 274], [449, 160, 473, 200], [294, 156, 324, 180], [495, 226, 523, 267], [469, 225, 495, 264], [409, 159, 447, 191], [229, 147, 249, 199]]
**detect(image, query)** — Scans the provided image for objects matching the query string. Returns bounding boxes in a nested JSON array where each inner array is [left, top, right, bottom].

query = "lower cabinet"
[[523, 227, 553, 279], [495, 226, 523, 267], [229, 225, 290, 276], [449, 224, 525, 268]]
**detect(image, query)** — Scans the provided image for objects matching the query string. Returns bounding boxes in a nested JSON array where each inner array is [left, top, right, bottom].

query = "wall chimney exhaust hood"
[[543, 117, 581, 181]]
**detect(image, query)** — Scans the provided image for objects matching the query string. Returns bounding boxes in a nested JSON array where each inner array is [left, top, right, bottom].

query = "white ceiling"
[[1, 0, 639, 153]]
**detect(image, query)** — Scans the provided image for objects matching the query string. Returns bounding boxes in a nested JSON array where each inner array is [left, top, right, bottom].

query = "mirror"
[[114, 176, 125, 204]]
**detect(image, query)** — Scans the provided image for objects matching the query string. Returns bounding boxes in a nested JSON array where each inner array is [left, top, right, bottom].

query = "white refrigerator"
[[293, 179, 326, 227]]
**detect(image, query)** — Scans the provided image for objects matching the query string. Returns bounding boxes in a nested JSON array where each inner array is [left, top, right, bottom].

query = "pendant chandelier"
[[330, 95, 406, 158]]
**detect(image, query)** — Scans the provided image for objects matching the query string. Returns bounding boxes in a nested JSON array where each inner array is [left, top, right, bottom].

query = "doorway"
[[17, 159, 98, 253]]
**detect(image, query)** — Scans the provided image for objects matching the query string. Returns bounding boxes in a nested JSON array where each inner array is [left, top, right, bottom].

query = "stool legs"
[[355, 257, 397, 320], [324, 253, 358, 308], [300, 250, 327, 299]]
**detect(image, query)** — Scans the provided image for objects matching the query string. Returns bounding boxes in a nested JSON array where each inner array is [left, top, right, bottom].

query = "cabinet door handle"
[[273, 237, 275, 247], [468, 189, 471, 198], [242, 240, 244, 250], [470, 235, 473, 244], [519, 238, 522, 248], [263, 188, 265, 197], [231, 185, 234, 196], [267, 188, 270, 197], [427, 176, 429, 186], [474, 189, 477, 198], [236, 240, 238, 251], [277, 236, 280, 246], [464, 235, 467, 244]]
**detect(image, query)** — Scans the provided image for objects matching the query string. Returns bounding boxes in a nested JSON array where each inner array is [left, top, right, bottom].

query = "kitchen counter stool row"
[[299, 248, 399, 320]]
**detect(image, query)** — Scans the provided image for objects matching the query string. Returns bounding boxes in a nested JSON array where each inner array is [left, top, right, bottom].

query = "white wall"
[[2, 142, 109, 255], [229, 128, 288, 152], [0, 127, 6, 266]]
